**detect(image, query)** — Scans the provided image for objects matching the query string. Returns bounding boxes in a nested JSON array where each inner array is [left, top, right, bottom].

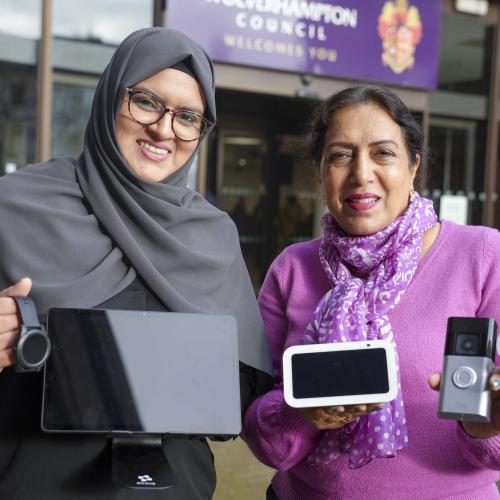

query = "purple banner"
[[166, 0, 440, 89]]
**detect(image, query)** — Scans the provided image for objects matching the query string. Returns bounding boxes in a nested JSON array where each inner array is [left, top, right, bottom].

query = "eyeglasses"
[[125, 87, 213, 142]]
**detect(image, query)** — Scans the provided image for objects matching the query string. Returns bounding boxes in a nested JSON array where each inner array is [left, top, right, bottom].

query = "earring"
[[409, 186, 416, 202], [319, 193, 326, 206]]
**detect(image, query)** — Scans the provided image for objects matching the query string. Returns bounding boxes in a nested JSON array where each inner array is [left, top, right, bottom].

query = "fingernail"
[[492, 378, 500, 390]]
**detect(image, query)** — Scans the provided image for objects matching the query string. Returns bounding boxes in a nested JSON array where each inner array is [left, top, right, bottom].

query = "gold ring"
[[337, 415, 351, 424]]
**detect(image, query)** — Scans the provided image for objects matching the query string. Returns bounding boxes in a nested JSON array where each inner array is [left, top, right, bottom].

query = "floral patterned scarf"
[[304, 194, 438, 468]]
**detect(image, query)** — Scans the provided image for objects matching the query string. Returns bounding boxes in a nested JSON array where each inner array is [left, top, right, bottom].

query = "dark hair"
[[305, 85, 423, 170]]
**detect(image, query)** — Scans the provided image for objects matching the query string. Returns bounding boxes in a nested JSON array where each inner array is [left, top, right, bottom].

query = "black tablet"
[[42, 308, 241, 435]]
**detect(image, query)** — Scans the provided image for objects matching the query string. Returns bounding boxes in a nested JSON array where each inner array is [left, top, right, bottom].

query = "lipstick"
[[345, 193, 380, 212]]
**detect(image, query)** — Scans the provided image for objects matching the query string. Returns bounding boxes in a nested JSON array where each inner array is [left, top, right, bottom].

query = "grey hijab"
[[0, 28, 271, 374]]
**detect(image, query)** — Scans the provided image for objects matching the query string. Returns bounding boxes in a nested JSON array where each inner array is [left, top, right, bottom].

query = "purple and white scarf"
[[305, 194, 437, 468]]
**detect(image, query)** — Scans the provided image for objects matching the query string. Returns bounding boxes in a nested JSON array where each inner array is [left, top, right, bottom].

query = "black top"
[[0, 278, 272, 499]]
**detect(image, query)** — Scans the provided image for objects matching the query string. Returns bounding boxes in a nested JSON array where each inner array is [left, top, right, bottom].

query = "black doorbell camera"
[[13, 296, 51, 372]]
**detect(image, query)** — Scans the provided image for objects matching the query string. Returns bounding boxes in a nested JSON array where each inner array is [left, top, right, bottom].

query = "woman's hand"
[[298, 403, 384, 430], [429, 371, 500, 438], [0, 278, 32, 369]]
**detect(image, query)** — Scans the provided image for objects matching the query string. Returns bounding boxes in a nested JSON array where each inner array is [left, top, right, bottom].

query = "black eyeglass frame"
[[125, 87, 214, 142]]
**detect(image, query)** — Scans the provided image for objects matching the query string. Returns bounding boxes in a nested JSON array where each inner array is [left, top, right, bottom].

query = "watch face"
[[21, 330, 50, 366]]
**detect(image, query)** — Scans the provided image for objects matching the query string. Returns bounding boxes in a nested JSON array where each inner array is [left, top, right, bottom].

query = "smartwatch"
[[12, 296, 51, 372]]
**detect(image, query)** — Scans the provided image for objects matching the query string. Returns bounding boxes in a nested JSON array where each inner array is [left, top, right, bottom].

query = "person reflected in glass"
[[230, 195, 251, 235], [242, 85, 500, 500], [0, 28, 272, 499], [278, 194, 306, 249]]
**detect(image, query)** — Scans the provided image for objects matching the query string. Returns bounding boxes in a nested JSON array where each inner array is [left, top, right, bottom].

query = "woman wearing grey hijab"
[[0, 27, 272, 499]]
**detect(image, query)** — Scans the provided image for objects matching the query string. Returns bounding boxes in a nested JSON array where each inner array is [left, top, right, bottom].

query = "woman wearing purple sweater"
[[242, 86, 500, 499]]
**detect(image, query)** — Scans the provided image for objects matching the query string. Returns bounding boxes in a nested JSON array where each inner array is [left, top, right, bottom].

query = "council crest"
[[378, 0, 423, 74]]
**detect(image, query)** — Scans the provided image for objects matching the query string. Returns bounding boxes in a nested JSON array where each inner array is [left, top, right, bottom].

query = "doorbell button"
[[452, 366, 477, 389]]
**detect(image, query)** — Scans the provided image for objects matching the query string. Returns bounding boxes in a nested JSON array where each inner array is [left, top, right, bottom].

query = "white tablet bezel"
[[282, 339, 398, 408]]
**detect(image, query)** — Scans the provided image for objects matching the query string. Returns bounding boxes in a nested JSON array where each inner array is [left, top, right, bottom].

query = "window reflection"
[[0, 63, 37, 174], [52, 80, 96, 158], [438, 13, 494, 95], [53, 0, 153, 45], [0, 0, 41, 39]]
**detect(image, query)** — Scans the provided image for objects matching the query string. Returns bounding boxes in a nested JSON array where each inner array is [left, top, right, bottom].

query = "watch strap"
[[13, 296, 42, 329]]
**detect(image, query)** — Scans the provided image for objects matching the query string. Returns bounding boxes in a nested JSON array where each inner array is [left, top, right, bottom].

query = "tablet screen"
[[42, 308, 241, 435], [291, 348, 389, 399]]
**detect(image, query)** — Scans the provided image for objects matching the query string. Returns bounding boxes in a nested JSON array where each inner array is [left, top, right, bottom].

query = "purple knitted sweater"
[[242, 221, 500, 499]]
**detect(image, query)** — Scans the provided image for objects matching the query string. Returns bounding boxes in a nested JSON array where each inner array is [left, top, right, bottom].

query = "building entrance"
[[211, 89, 318, 290]]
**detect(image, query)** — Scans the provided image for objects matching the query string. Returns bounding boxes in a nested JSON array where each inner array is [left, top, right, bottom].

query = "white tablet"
[[283, 339, 398, 408]]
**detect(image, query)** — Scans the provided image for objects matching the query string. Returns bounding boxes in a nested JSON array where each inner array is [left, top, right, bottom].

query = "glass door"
[[274, 134, 321, 252], [427, 117, 483, 224], [216, 130, 322, 291], [216, 131, 268, 290]]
